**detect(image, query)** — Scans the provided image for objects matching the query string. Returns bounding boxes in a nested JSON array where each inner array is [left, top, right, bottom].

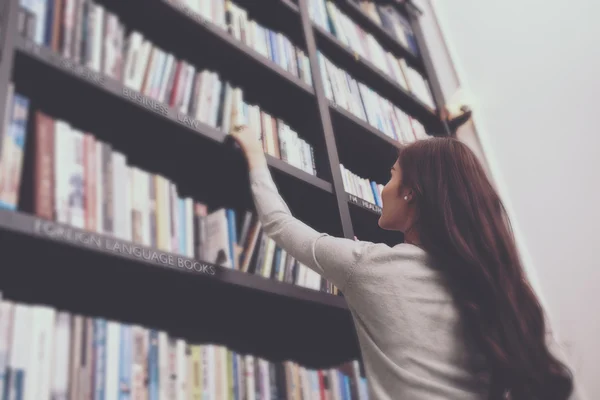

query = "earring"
[[404, 196, 408, 200]]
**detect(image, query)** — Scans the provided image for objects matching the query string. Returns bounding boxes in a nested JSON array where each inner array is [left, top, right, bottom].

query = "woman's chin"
[[378, 216, 390, 230]]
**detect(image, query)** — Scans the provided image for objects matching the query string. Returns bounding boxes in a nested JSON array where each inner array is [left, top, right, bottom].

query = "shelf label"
[[177, 112, 204, 130], [22, 40, 106, 86], [122, 87, 169, 117], [33, 219, 216, 276], [348, 194, 382, 214]]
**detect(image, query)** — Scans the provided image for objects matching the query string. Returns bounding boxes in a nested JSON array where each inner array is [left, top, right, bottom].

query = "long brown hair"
[[398, 137, 573, 400]]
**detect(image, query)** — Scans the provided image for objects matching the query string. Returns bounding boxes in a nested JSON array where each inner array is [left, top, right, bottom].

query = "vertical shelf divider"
[[402, 1, 451, 136], [298, 0, 355, 239]]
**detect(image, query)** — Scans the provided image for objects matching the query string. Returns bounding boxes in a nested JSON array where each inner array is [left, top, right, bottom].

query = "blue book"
[[271, 247, 282, 280], [43, 0, 54, 46], [0, 94, 30, 211], [226, 209, 237, 269], [178, 198, 186, 256], [343, 374, 352, 400], [148, 331, 159, 400], [118, 326, 132, 400], [370, 181, 381, 206], [232, 352, 238, 400], [94, 319, 107, 400], [268, 31, 278, 65]]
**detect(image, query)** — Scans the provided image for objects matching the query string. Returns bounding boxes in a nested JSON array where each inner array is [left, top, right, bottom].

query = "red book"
[[83, 134, 97, 231], [34, 112, 55, 220]]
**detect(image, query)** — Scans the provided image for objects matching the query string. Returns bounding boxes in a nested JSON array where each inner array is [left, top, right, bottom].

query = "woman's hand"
[[230, 125, 267, 171]]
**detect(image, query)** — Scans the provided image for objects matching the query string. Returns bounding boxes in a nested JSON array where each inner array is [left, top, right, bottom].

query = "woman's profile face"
[[378, 159, 409, 231]]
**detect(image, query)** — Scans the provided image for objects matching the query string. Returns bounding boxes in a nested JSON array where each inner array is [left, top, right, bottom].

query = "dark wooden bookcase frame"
[[0, 0, 449, 367]]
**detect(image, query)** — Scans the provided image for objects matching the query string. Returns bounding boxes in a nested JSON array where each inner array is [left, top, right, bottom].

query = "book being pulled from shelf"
[[0, 86, 30, 211], [30, 109, 335, 293], [350, 0, 420, 56], [167, 0, 314, 86], [340, 164, 383, 208], [317, 53, 429, 143], [0, 294, 369, 399]]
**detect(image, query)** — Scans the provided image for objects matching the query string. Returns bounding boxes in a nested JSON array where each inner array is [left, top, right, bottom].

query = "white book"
[[23, 305, 43, 400], [175, 340, 186, 400], [123, 31, 144, 88], [111, 152, 127, 240], [141, 47, 159, 95], [27, 306, 55, 400], [94, 141, 104, 234], [50, 312, 70, 400], [204, 345, 216, 400], [140, 170, 152, 247], [89, 5, 105, 72], [203, 208, 231, 267], [220, 84, 234, 133], [0, 301, 13, 397], [132, 40, 152, 91], [208, 74, 223, 127], [180, 64, 196, 114], [54, 121, 70, 224], [67, 129, 85, 229], [157, 54, 176, 103], [158, 332, 169, 400], [104, 321, 120, 400], [8, 305, 31, 399], [32, 0, 47, 45], [185, 198, 194, 258], [244, 356, 255, 400]]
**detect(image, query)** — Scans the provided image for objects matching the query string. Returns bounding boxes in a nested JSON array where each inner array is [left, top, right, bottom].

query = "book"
[[0, 299, 368, 400], [0, 89, 30, 210]]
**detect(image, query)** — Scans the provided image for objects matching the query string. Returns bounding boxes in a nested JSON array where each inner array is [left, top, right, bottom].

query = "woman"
[[231, 126, 575, 400]]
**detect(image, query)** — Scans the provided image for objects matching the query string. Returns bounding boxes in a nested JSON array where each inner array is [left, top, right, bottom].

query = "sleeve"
[[249, 165, 371, 291]]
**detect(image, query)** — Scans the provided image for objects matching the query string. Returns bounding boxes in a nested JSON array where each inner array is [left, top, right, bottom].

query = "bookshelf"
[[0, 0, 450, 394]]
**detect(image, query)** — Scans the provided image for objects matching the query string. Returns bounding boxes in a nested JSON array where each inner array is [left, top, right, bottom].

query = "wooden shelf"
[[15, 38, 332, 195], [347, 193, 382, 215], [0, 209, 346, 308], [314, 24, 438, 128], [329, 101, 400, 148]]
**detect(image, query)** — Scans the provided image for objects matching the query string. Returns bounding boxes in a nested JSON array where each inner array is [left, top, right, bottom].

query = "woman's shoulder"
[[359, 241, 429, 264], [349, 241, 436, 283]]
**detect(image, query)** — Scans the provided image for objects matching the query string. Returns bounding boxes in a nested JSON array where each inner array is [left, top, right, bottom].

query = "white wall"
[[427, 0, 600, 398]]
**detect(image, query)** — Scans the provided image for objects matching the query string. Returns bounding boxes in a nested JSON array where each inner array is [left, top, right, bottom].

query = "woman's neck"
[[404, 224, 421, 247]]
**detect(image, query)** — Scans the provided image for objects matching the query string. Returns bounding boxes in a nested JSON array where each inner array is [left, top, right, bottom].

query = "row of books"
[[222, 0, 313, 86], [309, 1, 404, 87], [18, 0, 312, 85], [0, 88, 336, 293], [17, 0, 319, 176], [167, 0, 314, 86], [349, 0, 420, 56], [318, 53, 429, 143], [340, 165, 383, 207], [0, 293, 369, 400], [309, 0, 434, 109]]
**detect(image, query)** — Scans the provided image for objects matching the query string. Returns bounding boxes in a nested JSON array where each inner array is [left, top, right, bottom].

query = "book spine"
[[93, 319, 107, 400], [33, 112, 55, 219]]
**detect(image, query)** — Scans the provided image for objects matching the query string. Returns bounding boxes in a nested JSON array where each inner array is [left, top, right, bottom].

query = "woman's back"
[[344, 242, 489, 399], [235, 129, 575, 400]]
